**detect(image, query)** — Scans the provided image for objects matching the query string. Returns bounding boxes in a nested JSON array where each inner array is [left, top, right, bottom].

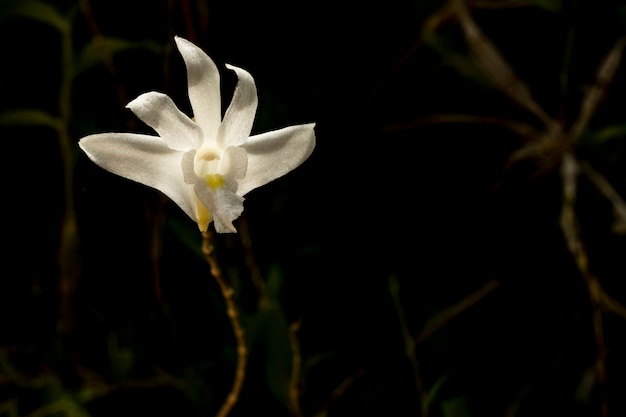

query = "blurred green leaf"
[[0, 0, 68, 32], [0, 399, 18, 417], [74, 37, 164, 75], [0, 109, 62, 130], [441, 396, 472, 417], [587, 124, 626, 145], [166, 217, 203, 259], [423, 33, 491, 88], [425, 374, 450, 411], [245, 265, 293, 406]]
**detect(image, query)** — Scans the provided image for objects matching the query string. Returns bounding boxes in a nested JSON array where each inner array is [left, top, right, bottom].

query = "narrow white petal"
[[217, 64, 258, 148], [79, 133, 198, 223], [174, 36, 221, 141], [237, 123, 316, 196], [126, 92, 201, 151]]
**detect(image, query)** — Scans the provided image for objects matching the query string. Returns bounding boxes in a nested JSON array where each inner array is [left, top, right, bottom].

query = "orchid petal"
[[181, 149, 198, 184], [126, 92, 202, 151], [220, 146, 248, 187], [174, 36, 221, 141], [237, 123, 316, 196], [79, 133, 197, 223], [217, 64, 258, 148]]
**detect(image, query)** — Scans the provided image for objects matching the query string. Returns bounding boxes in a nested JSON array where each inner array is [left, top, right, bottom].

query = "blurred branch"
[[288, 320, 304, 417], [78, 0, 134, 128], [450, 0, 557, 130], [389, 275, 427, 416], [415, 279, 500, 344], [57, 4, 80, 338], [569, 37, 626, 141], [559, 152, 608, 417], [313, 369, 366, 417], [237, 214, 266, 300], [384, 113, 541, 140], [580, 161, 626, 236]]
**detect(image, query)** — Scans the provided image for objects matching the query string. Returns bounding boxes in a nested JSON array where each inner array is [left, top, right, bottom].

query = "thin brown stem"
[[451, 0, 557, 130], [389, 275, 427, 415], [237, 215, 266, 299], [416, 279, 500, 345], [288, 320, 305, 417], [202, 230, 247, 417], [580, 161, 626, 235], [78, 0, 135, 128], [559, 152, 608, 417], [313, 369, 366, 417]]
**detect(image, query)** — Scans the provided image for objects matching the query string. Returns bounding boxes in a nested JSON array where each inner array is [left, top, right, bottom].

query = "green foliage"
[[73, 37, 163, 75], [1, 0, 69, 32]]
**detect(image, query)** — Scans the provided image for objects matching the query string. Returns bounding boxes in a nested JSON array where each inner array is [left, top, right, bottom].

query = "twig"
[[313, 369, 366, 417], [202, 230, 247, 417], [415, 279, 500, 344], [569, 37, 626, 141], [236, 215, 266, 299], [389, 275, 427, 416], [78, 0, 135, 128], [450, 0, 556, 130], [580, 161, 626, 235], [559, 152, 609, 417], [288, 320, 305, 417], [383, 114, 540, 140]]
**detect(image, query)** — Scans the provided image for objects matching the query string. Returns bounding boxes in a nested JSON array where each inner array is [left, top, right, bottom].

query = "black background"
[[2, 0, 626, 416]]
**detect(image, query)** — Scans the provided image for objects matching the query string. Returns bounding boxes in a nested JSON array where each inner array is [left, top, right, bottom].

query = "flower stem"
[[201, 230, 247, 417]]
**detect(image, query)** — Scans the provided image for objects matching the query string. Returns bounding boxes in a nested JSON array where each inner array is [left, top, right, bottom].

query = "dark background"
[[2, 0, 626, 416]]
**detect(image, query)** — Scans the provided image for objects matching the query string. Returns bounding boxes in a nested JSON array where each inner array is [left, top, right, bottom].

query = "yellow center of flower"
[[194, 146, 225, 185], [205, 173, 224, 189]]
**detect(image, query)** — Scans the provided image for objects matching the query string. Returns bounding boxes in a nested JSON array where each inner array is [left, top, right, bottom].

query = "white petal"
[[217, 64, 258, 148], [174, 36, 221, 141], [181, 149, 198, 184], [79, 133, 198, 223], [194, 183, 244, 233], [126, 92, 202, 151], [220, 146, 248, 187], [237, 123, 316, 196]]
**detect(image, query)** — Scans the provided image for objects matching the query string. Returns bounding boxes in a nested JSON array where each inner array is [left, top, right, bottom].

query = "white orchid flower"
[[79, 36, 315, 233]]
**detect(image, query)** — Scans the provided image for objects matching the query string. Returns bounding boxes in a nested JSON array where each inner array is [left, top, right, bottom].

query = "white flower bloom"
[[79, 36, 316, 233]]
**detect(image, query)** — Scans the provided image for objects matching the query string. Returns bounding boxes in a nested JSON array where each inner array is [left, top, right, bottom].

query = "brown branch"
[[580, 161, 626, 235], [569, 37, 626, 141], [389, 275, 427, 415], [415, 279, 500, 344], [236, 215, 266, 300], [450, 0, 557, 130], [383, 113, 541, 140], [202, 230, 247, 417], [78, 0, 134, 128], [559, 152, 608, 417], [313, 369, 366, 417], [288, 320, 305, 417]]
